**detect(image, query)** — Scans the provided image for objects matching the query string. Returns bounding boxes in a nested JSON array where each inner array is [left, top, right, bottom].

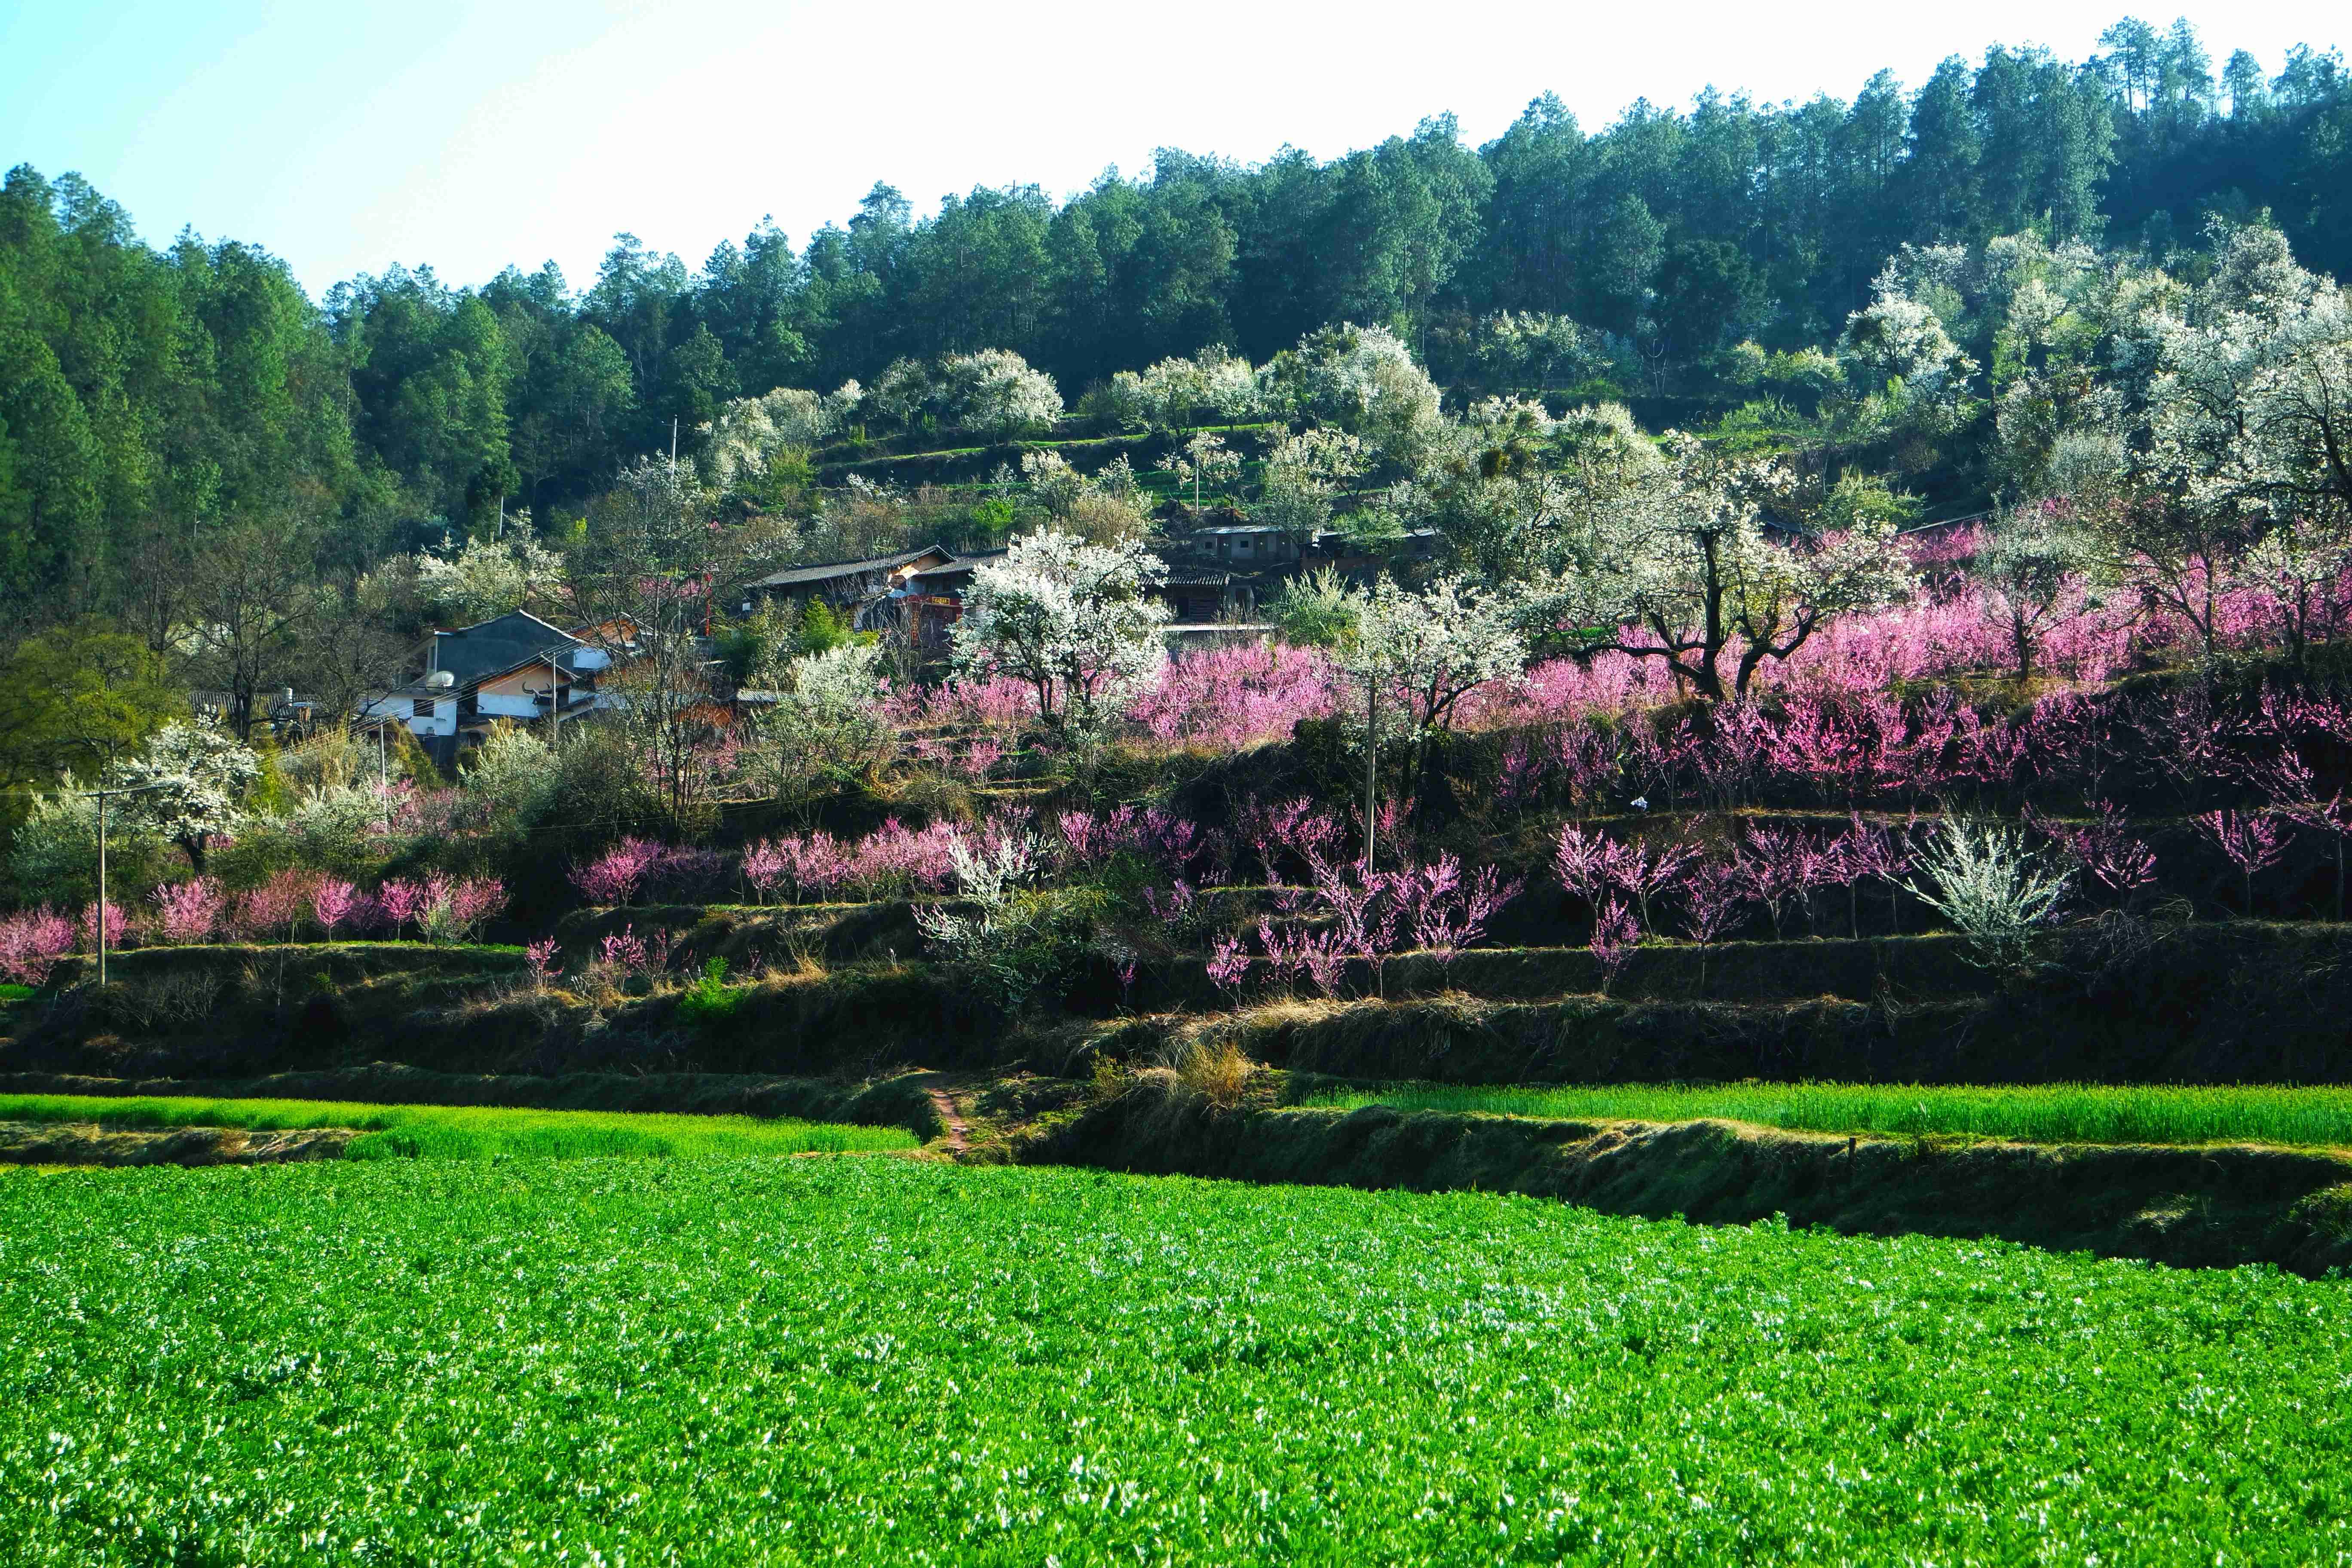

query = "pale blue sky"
[[2, 0, 2342, 299]]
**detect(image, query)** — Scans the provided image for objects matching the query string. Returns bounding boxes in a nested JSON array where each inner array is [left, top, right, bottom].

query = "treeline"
[[1, 17, 2348, 619]]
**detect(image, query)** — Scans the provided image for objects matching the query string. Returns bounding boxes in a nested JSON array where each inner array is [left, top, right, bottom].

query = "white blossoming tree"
[[873, 350, 1062, 438], [743, 642, 896, 812], [1131, 346, 1264, 430], [413, 526, 567, 625], [1524, 431, 1915, 700], [952, 527, 1169, 738], [1332, 574, 1528, 863], [1255, 427, 1368, 537], [703, 382, 863, 494], [1261, 322, 1444, 465], [106, 717, 260, 872], [2118, 224, 2352, 661], [1169, 431, 1241, 511]]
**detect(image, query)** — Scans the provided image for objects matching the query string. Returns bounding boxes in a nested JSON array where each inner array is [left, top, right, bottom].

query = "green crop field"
[[1, 1158, 2346, 1562], [0, 1093, 916, 1161], [1302, 1080, 2352, 1151]]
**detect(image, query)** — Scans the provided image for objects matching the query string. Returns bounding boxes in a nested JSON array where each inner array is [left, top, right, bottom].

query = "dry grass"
[[1174, 1038, 1256, 1108]]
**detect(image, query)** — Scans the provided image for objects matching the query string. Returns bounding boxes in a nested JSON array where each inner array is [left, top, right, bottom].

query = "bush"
[[1903, 820, 2069, 973], [676, 957, 745, 1027]]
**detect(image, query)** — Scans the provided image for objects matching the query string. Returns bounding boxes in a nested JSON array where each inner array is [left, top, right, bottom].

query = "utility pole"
[[77, 781, 167, 987], [1363, 677, 1378, 874], [547, 652, 563, 743]]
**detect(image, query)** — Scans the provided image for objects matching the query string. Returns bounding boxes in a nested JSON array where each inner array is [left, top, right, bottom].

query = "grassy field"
[[1301, 1080, 2352, 1150], [0, 1093, 917, 1160], [1, 1158, 2346, 1562]]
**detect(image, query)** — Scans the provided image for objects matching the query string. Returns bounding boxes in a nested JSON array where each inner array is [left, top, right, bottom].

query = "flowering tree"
[[1261, 322, 1444, 464], [952, 527, 1170, 738], [2121, 224, 2352, 662], [1979, 500, 2095, 682], [873, 349, 1061, 437], [1168, 431, 1241, 512], [2196, 809, 2291, 916], [107, 718, 260, 872], [1337, 575, 1525, 858], [1903, 820, 2070, 971], [1124, 346, 1263, 431], [1524, 433, 1914, 700], [1254, 428, 1366, 537], [413, 526, 567, 624], [741, 642, 894, 815]]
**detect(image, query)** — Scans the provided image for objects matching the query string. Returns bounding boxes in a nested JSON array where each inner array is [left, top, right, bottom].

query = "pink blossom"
[[311, 878, 358, 939], [150, 878, 226, 944], [1587, 896, 1640, 995], [570, 838, 662, 905], [0, 907, 76, 985], [375, 879, 427, 935], [80, 899, 136, 952]]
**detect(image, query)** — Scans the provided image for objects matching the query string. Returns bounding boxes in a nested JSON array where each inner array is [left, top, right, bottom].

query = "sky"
[[2, 0, 2344, 301]]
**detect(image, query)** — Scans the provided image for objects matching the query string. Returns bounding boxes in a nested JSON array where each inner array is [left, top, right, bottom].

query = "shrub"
[[1903, 820, 2069, 972], [676, 958, 745, 1026]]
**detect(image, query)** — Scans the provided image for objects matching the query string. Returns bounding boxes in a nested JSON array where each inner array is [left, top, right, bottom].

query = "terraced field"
[[1302, 1080, 2352, 1149], [0, 1093, 918, 1160], [2, 1157, 2346, 1562]]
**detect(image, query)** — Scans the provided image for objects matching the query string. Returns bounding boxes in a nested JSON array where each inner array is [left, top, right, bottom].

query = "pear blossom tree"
[[1169, 431, 1241, 512], [952, 527, 1170, 738], [1523, 432, 1915, 700], [106, 717, 260, 873], [413, 525, 568, 624], [1255, 428, 1366, 537], [1335, 574, 1527, 862]]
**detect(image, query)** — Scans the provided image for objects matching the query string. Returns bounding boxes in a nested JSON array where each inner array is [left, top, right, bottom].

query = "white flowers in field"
[[413, 527, 566, 624], [952, 527, 1170, 735]]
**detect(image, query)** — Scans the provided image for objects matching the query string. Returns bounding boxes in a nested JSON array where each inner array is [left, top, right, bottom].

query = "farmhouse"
[[738, 545, 956, 631], [360, 609, 615, 769]]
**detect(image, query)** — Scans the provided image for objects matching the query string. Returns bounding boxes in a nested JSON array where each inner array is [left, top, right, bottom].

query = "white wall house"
[[361, 610, 616, 766]]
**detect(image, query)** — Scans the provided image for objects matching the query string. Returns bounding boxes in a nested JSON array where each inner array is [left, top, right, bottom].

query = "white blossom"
[[952, 527, 1169, 735], [105, 717, 260, 868]]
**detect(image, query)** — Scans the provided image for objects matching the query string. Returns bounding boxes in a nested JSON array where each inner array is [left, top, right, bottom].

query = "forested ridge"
[[0, 15, 2347, 621]]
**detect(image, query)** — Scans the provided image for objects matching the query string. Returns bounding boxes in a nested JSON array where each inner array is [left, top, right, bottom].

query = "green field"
[[1, 1158, 2346, 1562], [1302, 1080, 2352, 1150], [0, 1093, 917, 1160]]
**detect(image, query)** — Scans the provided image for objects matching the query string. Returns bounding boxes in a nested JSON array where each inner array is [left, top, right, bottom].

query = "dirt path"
[[919, 1079, 971, 1157]]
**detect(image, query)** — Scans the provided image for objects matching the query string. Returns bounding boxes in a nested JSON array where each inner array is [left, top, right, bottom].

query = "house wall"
[[363, 695, 455, 737]]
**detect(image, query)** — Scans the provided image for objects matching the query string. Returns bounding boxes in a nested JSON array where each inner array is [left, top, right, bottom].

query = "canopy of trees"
[[2, 17, 2349, 630]]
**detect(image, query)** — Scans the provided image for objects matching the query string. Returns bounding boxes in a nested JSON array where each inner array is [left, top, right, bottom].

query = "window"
[[411, 698, 434, 719]]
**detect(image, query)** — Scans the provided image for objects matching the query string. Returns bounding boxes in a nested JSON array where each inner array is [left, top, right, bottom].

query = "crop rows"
[[0, 1094, 916, 1161], [1305, 1079, 2352, 1150], [2, 1158, 2346, 1562]]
